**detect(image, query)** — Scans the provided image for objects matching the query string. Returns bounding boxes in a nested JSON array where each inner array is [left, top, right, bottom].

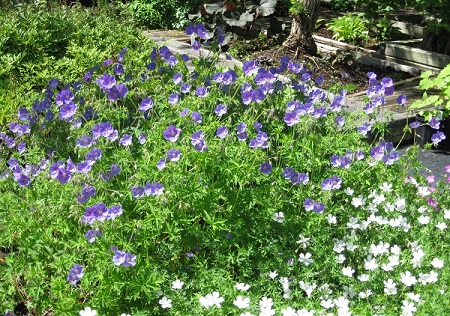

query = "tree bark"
[[282, 0, 320, 56]]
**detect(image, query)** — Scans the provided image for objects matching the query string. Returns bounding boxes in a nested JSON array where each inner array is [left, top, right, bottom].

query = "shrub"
[[120, 0, 204, 30], [0, 3, 154, 125]]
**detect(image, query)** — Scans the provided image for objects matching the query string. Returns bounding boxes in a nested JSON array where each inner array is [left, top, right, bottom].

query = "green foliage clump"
[[0, 3, 154, 126], [409, 64, 450, 121], [326, 13, 369, 45], [120, 0, 204, 30]]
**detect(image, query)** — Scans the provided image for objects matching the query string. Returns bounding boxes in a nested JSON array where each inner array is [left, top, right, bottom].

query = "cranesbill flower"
[[96, 73, 116, 91], [144, 182, 165, 196], [119, 134, 132, 146], [163, 125, 182, 142], [291, 173, 309, 185], [195, 86, 208, 97], [408, 122, 419, 129], [173, 73, 183, 85], [156, 159, 166, 170], [251, 89, 265, 103], [168, 92, 180, 105], [214, 104, 227, 116], [85, 229, 102, 243], [357, 122, 372, 136], [139, 97, 154, 112], [167, 148, 181, 162], [17, 142, 26, 154], [56, 89, 74, 106], [431, 131, 446, 144], [241, 91, 253, 105], [59, 102, 77, 121], [242, 60, 259, 76], [396, 94, 407, 105], [181, 83, 191, 93], [159, 297, 173, 309], [304, 198, 314, 211], [237, 131, 247, 141], [85, 148, 102, 165], [78, 185, 96, 204], [192, 40, 201, 50], [288, 61, 302, 74], [192, 111, 202, 123], [321, 176, 342, 190], [79, 307, 97, 316], [138, 133, 147, 144], [18, 107, 31, 121], [77, 161, 92, 174], [216, 126, 228, 138], [429, 117, 441, 130], [49, 162, 71, 184], [260, 163, 272, 174], [132, 185, 145, 198], [282, 167, 295, 179]]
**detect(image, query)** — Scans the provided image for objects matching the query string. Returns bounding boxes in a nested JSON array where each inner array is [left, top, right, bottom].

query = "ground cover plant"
[[0, 3, 154, 126], [1, 21, 450, 316]]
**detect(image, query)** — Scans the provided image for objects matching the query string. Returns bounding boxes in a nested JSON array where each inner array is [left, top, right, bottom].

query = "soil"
[[225, 4, 416, 94], [226, 26, 414, 94]]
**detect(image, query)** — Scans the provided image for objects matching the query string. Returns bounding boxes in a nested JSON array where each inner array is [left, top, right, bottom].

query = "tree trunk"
[[282, 0, 320, 56]]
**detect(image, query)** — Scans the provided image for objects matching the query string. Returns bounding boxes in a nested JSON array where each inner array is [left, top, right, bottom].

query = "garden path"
[[142, 30, 450, 182]]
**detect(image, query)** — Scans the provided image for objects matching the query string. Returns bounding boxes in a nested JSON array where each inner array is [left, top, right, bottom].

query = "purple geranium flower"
[[112, 249, 126, 266], [55, 89, 74, 106], [77, 161, 92, 174], [168, 92, 180, 105], [167, 148, 181, 162], [284, 112, 299, 127], [192, 111, 202, 123], [214, 104, 227, 117], [321, 176, 342, 190], [156, 158, 166, 170], [163, 125, 182, 142], [432, 131, 446, 144], [85, 229, 101, 243], [429, 117, 441, 130], [260, 163, 272, 174], [96, 73, 116, 91], [357, 122, 372, 136], [59, 102, 77, 121], [216, 126, 228, 138], [241, 90, 253, 105], [242, 60, 259, 76], [113, 63, 125, 75], [192, 40, 201, 50], [181, 83, 191, 93], [119, 134, 132, 146], [132, 185, 145, 198], [138, 133, 147, 144], [180, 108, 189, 117], [139, 97, 154, 112], [409, 121, 420, 129], [173, 73, 183, 85], [291, 173, 309, 185], [195, 86, 208, 97]]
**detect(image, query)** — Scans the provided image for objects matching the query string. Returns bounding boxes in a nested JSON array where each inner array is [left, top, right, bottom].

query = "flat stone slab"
[[143, 30, 243, 70]]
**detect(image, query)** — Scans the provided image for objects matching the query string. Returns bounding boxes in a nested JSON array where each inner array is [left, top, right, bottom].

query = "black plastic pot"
[[415, 115, 450, 150]]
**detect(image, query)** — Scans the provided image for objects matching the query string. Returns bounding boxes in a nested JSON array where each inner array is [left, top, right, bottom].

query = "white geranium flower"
[[159, 297, 172, 309], [233, 295, 250, 309], [235, 282, 251, 291], [171, 279, 184, 290], [80, 307, 97, 316], [298, 252, 313, 266], [431, 258, 444, 269]]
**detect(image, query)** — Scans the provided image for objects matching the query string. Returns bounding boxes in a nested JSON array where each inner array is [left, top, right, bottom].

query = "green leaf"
[[419, 78, 435, 90]]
